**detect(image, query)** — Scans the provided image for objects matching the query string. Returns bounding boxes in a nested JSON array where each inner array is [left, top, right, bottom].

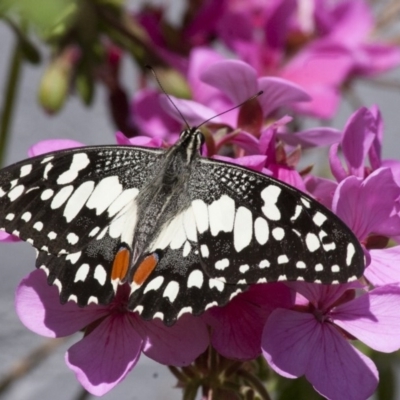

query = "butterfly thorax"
[[129, 128, 203, 268]]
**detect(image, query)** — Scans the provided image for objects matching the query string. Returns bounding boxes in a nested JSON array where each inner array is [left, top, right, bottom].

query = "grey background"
[[1, 9, 400, 400]]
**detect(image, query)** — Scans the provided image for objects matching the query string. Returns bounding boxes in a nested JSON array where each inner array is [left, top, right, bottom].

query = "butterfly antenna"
[[196, 90, 264, 129], [145, 65, 191, 130]]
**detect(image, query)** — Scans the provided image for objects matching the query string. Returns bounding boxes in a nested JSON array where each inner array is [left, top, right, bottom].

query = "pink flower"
[[204, 283, 294, 360], [262, 282, 400, 400], [16, 270, 209, 396]]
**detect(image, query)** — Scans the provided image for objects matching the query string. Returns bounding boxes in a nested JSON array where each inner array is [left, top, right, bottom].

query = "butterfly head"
[[176, 127, 205, 162]]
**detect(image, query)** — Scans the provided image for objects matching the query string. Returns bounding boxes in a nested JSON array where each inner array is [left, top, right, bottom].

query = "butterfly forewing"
[[0, 146, 162, 253], [188, 158, 364, 285]]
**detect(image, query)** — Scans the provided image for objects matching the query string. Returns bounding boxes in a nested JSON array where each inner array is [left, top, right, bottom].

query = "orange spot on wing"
[[132, 254, 159, 285], [111, 247, 131, 281]]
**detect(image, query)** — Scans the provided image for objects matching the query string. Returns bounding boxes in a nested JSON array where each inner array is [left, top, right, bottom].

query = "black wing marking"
[[185, 157, 364, 286], [0, 145, 163, 305], [128, 238, 248, 326], [0, 146, 163, 254]]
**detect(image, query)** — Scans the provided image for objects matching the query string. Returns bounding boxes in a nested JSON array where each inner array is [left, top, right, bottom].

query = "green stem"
[[237, 369, 272, 400], [0, 37, 23, 167]]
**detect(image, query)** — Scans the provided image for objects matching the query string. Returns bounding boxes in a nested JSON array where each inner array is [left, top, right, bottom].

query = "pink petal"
[[287, 281, 359, 307], [262, 309, 320, 378], [206, 283, 293, 360], [201, 60, 258, 104], [135, 314, 209, 366], [333, 285, 400, 352], [28, 139, 84, 157], [66, 314, 143, 396], [365, 247, 400, 286], [115, 132, 165, 148], [333, 168, 400, 239], [16, 270, 107, 337], [216, 131, 260, 154], [258, 77, 311, 117], [278, 127, 341, 148], [160, 96, 224, 127], [131, 88, 181, 139], [341, 107, 376, 177], [212, 155, 266, 172], [329, 143, 348, 182], [263, 308, 378, 400], [187, 47, 225, 104], [304, 175, 337, 209], [305, 323, 378, 400]]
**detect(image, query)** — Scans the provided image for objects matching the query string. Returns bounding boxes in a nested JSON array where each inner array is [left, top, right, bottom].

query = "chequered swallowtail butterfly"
[[0, 128, 364, 325]]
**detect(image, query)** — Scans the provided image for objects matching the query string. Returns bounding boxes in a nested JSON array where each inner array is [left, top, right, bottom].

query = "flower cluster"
[[5, 1, 400, 399]]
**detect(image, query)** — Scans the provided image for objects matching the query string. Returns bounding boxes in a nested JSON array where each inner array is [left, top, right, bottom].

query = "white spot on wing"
[[188, 270, 204, 288], [94, 264, 107, 286], [107, 188, 139, 217], [301, 197, 311, 208], [153, 312, 164, 320], [33, 221, 43, 231], [215, 258, 229, 270], [291, 205, 302, 221], [178, 307, 193, 318], [234, 206, 253, 252], [20, 164, 32, 177], [89, 227, 100, 237], [53, 279, 62, 293], [21, 212, 31, 222], [41, 156, 54, 164], [74, 264, 90, 282], [315, 263, 323, 272], [88, 296, 98, 304], [183, 207, 197, 242], [208, 195, 235, 236], [259, 260, 270, 268], [278, 255, 289, 264], [313, 212, 327, 226], [296, 261, 306, 269], [306, 233, 320, 252], [66, 251, 81, 264], [43, 163, 53, 179], [51, 185, 74, 209], [67, 232, 79, 245], [144, 276, 164, 293], [41, 189, 54, 201], [331, 265, 340, 273], [68, 294, 78, 303], [200, 244, 209, 258], [192, 199, 209, 234], [87, 176, 123, 215], [261, 185, 281, 221], [346, 243, 356, 266], [254, 217, 269, 245], [163, 281, 179, 303], [209, 278, 225, 291], [5, 213, 14, 221], [8, 185, 24, 201], [63, 181, 95, 222], [272, 227, 285, 241], [239, 264, 249, 273], [182, 241, 191, 257], [48, 231, 57, 240], [57, 153, 90, 184]]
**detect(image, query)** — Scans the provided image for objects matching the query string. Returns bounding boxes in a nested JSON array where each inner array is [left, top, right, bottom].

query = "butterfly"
[[0, 127, 364, 325]]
